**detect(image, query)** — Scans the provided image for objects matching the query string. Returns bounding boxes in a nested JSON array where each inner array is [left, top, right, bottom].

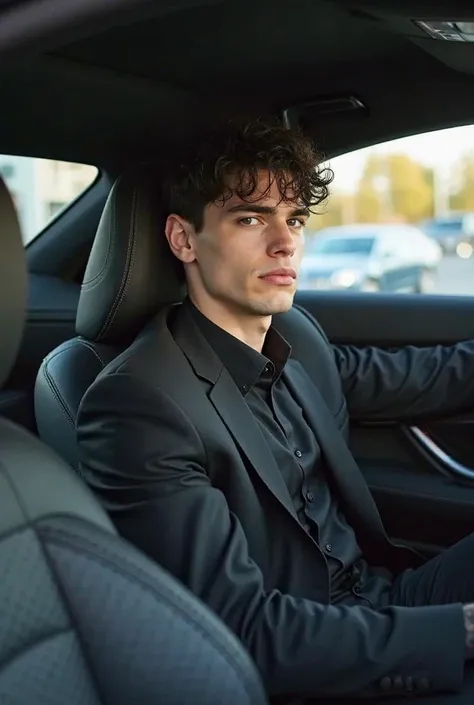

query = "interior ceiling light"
[[414, 20, 474, 42]]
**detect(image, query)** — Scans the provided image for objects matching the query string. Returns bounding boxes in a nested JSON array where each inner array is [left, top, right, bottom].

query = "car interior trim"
[[409, 426, 474, 481]]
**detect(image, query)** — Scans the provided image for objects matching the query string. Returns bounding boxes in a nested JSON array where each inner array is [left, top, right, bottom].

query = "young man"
[[77, 119, 474, 703]]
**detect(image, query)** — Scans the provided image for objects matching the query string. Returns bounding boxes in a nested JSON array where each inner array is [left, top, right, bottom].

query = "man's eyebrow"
[[226, 204, 275, 215], [225, 204, 310, 218], [290, 207, 311, 218]]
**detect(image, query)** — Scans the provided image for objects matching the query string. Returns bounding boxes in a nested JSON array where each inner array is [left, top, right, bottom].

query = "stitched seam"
[[0, 470, 107, 703], [101, 191, 138, 337], [0, 627, 72, 677], [42, 367, 75, 429], [76, 340, 107, 367], [44, 341, 81, 364], [43, 527, 260, 698], [31, 536, 107, 703], [80, 187, 116, 290], [97, 188, 137, 340]]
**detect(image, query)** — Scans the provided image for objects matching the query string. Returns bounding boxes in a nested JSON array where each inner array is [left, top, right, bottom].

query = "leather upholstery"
[[1, 174, 267, 705], [35, 167, 186, 467], [76, 166, 185, 345], [35, 338, 118, 467]]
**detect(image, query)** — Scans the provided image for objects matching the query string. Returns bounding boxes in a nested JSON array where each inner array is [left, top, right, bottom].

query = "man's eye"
[[288, 218, 305, 228], [239, 217, 259, 226]]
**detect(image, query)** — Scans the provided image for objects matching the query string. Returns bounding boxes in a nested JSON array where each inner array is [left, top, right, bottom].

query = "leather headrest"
[[0, 176, 27, 389], [76, 167, 186, 345]]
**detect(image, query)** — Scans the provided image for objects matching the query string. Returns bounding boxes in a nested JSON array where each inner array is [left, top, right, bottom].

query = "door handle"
[[409, 426, 474, 481]]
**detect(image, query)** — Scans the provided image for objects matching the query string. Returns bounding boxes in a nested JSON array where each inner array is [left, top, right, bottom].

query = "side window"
[[300, 124, 474, 296], [0, 155, 98, 245]]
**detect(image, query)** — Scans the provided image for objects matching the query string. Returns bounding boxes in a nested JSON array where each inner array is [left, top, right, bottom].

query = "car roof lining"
[[0, 0, 473, 170]]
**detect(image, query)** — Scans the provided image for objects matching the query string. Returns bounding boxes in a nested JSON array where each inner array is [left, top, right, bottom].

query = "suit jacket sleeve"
[[333, 340, 474, 421], [77, 371, 466, 699]]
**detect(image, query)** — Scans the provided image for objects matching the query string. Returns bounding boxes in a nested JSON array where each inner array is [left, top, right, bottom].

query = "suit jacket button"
[[379, 676, 392, 691], [416, 676, 430, 691]]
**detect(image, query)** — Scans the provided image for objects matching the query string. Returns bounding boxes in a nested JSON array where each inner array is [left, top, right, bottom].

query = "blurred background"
[[299, 124, 474, 296]]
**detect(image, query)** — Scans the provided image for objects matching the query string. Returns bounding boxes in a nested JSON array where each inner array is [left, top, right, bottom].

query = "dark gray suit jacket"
[[77, 302, 474, 700]]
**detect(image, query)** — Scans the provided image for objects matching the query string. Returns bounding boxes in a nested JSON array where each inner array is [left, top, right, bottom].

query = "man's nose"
[[268, 224, 297, 257]]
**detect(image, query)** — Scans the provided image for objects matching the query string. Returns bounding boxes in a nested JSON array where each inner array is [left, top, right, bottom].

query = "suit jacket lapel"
[[170, 304, 299, 521], [209, 369, 299, 520], [283, 359, 390, 547]]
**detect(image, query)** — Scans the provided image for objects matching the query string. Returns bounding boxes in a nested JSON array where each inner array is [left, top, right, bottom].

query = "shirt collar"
[[184, 297, 291, 395]]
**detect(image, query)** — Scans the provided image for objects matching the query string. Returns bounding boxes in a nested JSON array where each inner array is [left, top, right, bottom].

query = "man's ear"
[[164, 214, 196, 264]]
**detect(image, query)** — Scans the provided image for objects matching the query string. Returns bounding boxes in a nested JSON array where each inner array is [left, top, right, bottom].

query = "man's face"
[[167, 171, 308, 322]]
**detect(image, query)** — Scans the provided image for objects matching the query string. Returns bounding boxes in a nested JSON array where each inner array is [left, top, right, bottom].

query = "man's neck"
[[188, 297, 271, 353]]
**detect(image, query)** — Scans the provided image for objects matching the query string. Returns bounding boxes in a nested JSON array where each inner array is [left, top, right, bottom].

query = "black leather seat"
[[35, 167, 186, 468], [2, 174, 267, 705]]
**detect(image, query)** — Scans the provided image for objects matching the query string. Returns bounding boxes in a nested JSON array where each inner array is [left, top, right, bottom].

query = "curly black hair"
[[163, 118, 334, 231]]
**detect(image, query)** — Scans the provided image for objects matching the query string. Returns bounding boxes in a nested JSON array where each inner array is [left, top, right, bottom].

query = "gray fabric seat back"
[[0, 422, 267, 705], [1, 175, 267, 705]]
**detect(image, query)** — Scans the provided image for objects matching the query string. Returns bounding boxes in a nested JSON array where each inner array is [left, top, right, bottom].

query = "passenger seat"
[[0, 174, 267, 705]]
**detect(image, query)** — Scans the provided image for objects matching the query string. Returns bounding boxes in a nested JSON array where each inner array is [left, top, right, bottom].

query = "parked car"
[[299, 224, 442, 293], [419, 212, 474, 253]]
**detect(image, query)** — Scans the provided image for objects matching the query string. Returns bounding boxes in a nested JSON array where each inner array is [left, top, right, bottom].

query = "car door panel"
[[295, 290, 474, 554]]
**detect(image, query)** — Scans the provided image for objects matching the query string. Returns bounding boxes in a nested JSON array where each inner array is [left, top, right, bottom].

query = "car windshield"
[[308, 236, 375, 256]]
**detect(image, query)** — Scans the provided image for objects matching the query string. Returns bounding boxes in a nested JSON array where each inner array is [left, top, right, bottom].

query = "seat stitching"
[[43, 527, 261, 699], [96, 188, 137, 340], [0, 472, 107, 702], [33, 532, 107, 702], [0, 627, 72, 678], [80, 188, 116, 290], [75, 340, 107, 368], [43, 341, 82, 364], [41, 366, 75, 430], [98, 189, 138, 338]]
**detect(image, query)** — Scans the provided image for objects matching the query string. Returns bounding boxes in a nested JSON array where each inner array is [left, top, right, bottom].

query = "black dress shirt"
[[186, 298, 378, 602]]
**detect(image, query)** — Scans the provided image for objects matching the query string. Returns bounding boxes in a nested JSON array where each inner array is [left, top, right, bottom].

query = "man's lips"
[[259, 268, 297, 286]]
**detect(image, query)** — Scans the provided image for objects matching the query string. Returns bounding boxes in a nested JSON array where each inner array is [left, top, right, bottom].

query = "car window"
[[0, 155, 98, 245], [300, 124, 474, 296]]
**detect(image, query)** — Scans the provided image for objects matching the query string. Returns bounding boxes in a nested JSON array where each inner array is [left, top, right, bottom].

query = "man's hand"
[[463, 604, 474, 659]]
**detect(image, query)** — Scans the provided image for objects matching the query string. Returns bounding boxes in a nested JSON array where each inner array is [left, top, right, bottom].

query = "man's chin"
[[251, 291, 296, 316]]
